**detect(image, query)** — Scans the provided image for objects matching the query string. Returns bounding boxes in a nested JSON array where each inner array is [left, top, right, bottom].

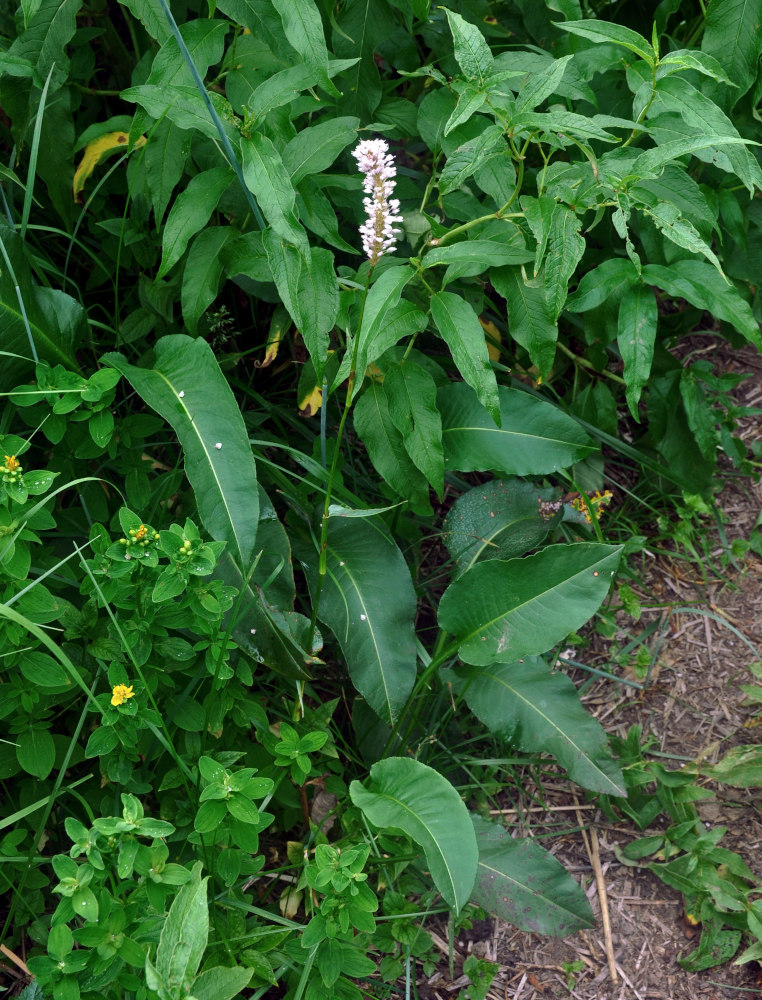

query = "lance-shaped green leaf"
[[296, 518, 416, 724], [296, 246, 339, 379], [642, 201, 725, 275], [521, 195, 556, 276], [430, 291, 499, 424], [158, 166, 232, 278], [642, 260, 760, 347], [618, 282, 657, 420], [566, 258, 639, 312], [458, 660, 625, 795], [439, 126, 505, 194], [354, 380, 431, 510], [515, 54, 573, 113], [491, 266, 558, 377], [7, 0, 82, 92], [281, 116, 359, 185], [121, 84, 237, 141], [240, 133, 304, 246], [544, 205, 586, 320], [443, 479, 560, 579], [442, 8, 493, 84], [103, 335, 259, 567], [350, 757, 478, 913], [347, 266, 413, 399], [555, 19, 655, 64], [444, 82, 487, 134], [438, 543, 622, 664], [270, 0, 338, 97], [383, 360, 444, 497], [439, 383, 595, 475], [181, 227, 236, 336], [147, 864, 208, 995], [145, 120, 191, 225], [470, 814, 595, 935]]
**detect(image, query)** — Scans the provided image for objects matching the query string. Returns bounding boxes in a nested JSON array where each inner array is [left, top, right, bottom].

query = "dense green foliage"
[[2, 0, 762, 996]]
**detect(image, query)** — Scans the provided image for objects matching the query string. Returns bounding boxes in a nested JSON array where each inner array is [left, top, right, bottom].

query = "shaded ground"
[[417, 340, 762, 1000]]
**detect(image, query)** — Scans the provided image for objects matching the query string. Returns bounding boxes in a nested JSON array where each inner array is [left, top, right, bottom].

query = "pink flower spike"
[[352, 138, 403, 266]]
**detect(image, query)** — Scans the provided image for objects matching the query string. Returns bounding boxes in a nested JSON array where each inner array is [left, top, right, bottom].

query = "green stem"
[[622, 61, 658, 148], [306, 275, 373, 649], [432, 160, 525, 248], [556, 341, 627, 385]]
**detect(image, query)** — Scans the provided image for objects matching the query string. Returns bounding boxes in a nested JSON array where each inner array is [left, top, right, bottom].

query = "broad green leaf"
[[700, 745, 762, 788], [459, 660, 625, 795], [491, 267, 558, 377], [181, 227, 235, 336], [270, 0, 338, 96], [348, 266, 413, 398], [16, 728, 55, 779], [338, 300, 427, 392], [430, 291, 499, 424], [641, 260, 760, 347], [439, 383, 595, 475], [297, 518, 417, 724], [439, 126, 505, 194], [350, 757, 478, 913], [630, 165, 719, 239], [118, 0, 171, 43], [470, 814, 595, 935], [566, 258, 639, 312], [556, 19, 654, 64], [354, 380, 431, 510], [8, 0, 83, 92], [152, 864, 208, 991], [240, 133, 304, 246], [158, 167, 232, 279], [192, 966, 254, 1000], [443, 479, 560, 579], [18, 650, 71, 688], [104, 336, 259, 567], [0, 222, 83, 389], [263, 229, 306, 337], [331, 0, 384, 118], [383, 360, 444, 496], [515, 54, 573, 113], [442, 8, 493, 84], [144, 120, 191, 224], [298, 178, 358, 254], [281, 117, 359, 185], [617, 283, 657, 420], [702, 0, 762, 100], [543, 204, 586, 320], [438, 543, 622, 664]]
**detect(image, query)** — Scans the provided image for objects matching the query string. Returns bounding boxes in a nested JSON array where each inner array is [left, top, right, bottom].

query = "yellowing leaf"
[[257, 306, 289, 369], [479, 316, 502, 362], [73, 132, 146, 202], [299, 384, 322, 417], [366, 362, 385, 382]]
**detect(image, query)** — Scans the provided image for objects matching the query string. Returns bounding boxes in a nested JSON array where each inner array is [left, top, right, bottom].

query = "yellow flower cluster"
[[111, 684, 135, 706]]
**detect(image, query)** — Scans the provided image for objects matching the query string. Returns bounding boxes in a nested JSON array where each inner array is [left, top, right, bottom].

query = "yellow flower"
[[3, 455, 21, 473], [111, 683, 135, 707]]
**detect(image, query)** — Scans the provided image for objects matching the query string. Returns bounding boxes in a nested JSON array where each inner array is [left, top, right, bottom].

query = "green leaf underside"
[[438, 543, 623, 665], [439, 383, 596, 476], [443, 478, 559, 578], [350, 757, 478, 913], [459, 659, 625, 795], [103, 336, 259, 566], [470, 814, 595, 935]]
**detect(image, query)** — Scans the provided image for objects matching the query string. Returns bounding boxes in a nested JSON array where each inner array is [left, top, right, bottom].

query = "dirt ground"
[[419, 339, 762, 1000]]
